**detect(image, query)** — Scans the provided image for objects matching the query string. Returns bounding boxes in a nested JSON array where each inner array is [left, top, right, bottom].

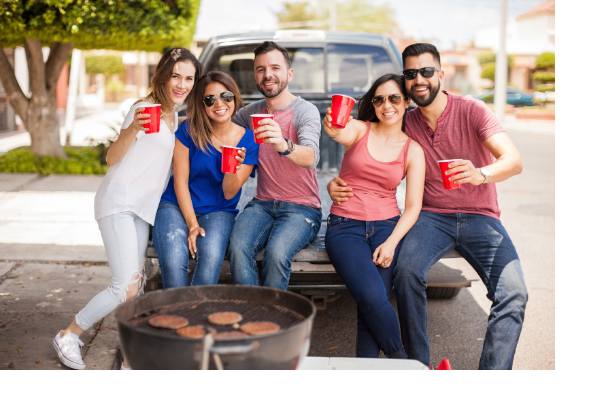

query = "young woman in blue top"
[[153, 71, 259, 287]]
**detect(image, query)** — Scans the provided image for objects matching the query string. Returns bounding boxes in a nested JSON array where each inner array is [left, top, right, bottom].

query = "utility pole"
[[494, 0, 508, 122], [329, 0, 337, 31]]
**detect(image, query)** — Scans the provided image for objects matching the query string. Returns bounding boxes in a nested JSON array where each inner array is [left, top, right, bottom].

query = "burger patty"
[[176, 325, 206, 339], [148, 314, 189, 330], [240, 321, 281, 335], [207, 311, 243, 326]]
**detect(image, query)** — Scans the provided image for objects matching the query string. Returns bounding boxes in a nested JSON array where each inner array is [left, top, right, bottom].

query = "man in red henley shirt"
[[328, 43, 528, 370]]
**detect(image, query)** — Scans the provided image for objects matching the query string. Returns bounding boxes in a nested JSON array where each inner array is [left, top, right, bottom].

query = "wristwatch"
[[278, 138, 295, 156], [479, 167, 491, 184]]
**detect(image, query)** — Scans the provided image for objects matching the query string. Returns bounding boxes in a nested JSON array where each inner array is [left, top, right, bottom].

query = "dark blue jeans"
[[153, 201, 235, 287], [228, 199, 321, 290], [325, 214, 407, 359], [393, 211, 528, 369]]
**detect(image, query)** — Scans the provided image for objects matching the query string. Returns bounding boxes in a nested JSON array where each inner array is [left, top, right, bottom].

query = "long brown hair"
[[187, 71, 243, 151], [146, 48, 202, 114]]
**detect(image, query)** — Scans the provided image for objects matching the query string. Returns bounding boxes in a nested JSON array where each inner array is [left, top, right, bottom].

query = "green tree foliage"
[[478, 51, 514, 83], [0, 0, 199, 51], [85, 55, 124, 76], [0, 0, 200, 158], [533, 52, 555, 93], [480, 63, 496, 82], [535, 52, 555, 70], [478, 51, 496, 66], [276, 0, 400, 34], [532, 71, 555, 83], [277, 1, 322, 29]]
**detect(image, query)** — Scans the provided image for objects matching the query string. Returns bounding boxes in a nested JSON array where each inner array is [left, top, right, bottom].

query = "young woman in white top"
[[52, 48, 202, 370]]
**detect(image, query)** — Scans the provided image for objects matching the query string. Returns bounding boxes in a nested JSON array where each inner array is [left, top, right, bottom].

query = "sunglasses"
[[402, 67, 439, 80], [372, 94, 404, 107], [203, 91, 235, 107]]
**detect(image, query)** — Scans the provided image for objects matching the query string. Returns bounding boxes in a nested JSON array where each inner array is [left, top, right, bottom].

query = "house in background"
[[474, 0, 555, 91]]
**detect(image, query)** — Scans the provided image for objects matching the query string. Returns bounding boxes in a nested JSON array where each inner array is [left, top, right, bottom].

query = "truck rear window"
[[327, 43, 395, 96], [205, 42, 394, 98], [205, 45, 325, 96]]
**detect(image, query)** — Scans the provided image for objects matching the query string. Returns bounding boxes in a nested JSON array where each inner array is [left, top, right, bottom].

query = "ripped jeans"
[[153, 201, 235, 287], [75, 212, 148, 331], [229, 199, 321, 289]]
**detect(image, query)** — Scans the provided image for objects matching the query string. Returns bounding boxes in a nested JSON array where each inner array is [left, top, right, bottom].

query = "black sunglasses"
[[203, 91, 235, 107], [372, 94, 404, 107], [403, 67, 439, 80]]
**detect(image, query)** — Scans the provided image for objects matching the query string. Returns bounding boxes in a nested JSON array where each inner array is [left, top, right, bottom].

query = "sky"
[[195, 0, 548, 48]]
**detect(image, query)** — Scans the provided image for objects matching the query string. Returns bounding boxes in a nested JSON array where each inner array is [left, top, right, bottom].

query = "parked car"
[[197, 30, 404, 171], [476, 88, 535, 106]]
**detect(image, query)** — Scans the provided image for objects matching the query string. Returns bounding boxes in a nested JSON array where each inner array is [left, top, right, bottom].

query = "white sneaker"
[[53, 332, 86, 370]]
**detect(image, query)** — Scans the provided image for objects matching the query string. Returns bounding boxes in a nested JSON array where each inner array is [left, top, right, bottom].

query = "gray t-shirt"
[[233, 97, 322, 208]]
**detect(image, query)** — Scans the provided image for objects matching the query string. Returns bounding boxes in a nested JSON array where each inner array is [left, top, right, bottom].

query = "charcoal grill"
[[115, 285, 316, 369]]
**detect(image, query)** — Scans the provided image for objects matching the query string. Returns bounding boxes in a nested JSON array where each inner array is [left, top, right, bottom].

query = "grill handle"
[[194, 336, 260, 370]]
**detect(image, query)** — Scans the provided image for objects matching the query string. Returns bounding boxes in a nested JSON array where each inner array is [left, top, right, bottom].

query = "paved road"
[[0, 118, 554, 369]]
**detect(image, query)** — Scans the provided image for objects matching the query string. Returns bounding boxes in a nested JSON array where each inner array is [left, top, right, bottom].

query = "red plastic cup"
[[437, 159, 462, 190], [330, 94, 356, 128], [436, 358, 452, 370], [141, 104, 161, 134], [250, 114, 274, 144], [221, 145, 239, 174]]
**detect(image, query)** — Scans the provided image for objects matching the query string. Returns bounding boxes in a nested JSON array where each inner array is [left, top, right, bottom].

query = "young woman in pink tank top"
[[323, 74, 425, 358]]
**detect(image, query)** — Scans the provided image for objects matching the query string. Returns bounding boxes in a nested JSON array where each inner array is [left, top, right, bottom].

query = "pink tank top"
[[330, 122, 412, 221]]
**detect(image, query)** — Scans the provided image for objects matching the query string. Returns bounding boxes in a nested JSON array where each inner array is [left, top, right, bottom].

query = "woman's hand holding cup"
[[132, 108, 151, 132], [323, 107, 352, 139], [235, 147, 247, 172]]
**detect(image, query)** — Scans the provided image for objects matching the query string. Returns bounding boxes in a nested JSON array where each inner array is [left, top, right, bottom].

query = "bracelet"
[[278, 138, 295, 156]]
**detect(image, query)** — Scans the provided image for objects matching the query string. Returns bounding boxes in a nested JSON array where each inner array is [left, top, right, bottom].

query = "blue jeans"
[[153, 201, 235, 287], [228, 199, 321, 289], [325, 214, 407, 359], [393, 211, 528, 369]]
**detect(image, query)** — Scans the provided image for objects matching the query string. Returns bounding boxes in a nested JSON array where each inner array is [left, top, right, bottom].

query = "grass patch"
[[0, 146, 108, 175]]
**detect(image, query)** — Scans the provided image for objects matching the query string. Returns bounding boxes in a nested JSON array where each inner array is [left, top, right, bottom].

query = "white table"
[[298, 356, 428, 370]]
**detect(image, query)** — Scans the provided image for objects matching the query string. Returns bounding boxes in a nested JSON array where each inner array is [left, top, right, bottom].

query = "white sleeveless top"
[[94, 101, 176, 225]]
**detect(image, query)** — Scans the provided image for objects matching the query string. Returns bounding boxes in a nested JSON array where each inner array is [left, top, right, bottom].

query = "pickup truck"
[[198, 30, 404, 171], [144, 31, 473, 307]]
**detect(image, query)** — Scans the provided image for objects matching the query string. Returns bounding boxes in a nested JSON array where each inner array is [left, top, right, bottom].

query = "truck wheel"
[[426, 287, 461, 299]]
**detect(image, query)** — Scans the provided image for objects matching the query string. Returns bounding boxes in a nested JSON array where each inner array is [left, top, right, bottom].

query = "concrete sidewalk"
[[0, 173, 116, 370]]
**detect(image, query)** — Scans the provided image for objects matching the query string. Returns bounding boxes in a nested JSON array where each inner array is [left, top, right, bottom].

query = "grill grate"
[[129, 299, 304, 338]]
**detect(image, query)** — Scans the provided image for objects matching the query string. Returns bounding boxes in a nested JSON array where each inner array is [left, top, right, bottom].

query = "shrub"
[[533, 71, 555, 83], [534, 83, 555, 92], [535, 52, 555, 70], [0, 146, 108, 175]]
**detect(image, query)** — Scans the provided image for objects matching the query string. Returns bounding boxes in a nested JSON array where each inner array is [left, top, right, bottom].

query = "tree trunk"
[[0, 41, 72, 158], [26, 95, 65, 157]]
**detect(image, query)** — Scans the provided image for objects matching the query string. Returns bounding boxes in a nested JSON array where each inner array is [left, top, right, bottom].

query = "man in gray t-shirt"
[[229, 41, 322, 290]]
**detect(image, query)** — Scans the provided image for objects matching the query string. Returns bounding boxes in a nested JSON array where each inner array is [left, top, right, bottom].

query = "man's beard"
[[409, 80, 441, 107], [257, 76, 288, 98]]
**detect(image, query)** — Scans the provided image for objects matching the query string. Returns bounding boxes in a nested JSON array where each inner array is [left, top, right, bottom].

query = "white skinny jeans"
[[75, 212, 149, 331]]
